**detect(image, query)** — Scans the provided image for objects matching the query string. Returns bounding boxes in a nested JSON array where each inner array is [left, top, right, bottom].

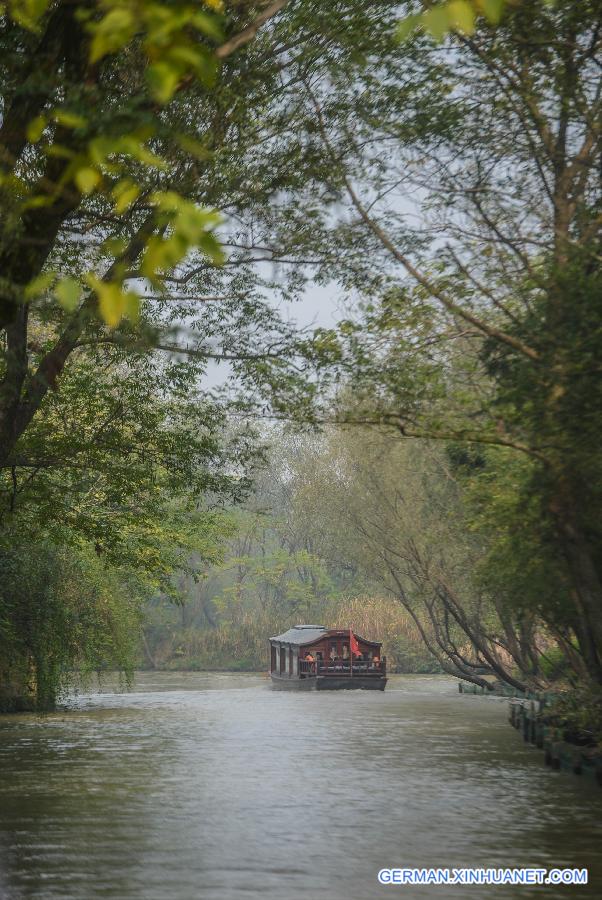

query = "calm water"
[[0, 673, 601, 899]]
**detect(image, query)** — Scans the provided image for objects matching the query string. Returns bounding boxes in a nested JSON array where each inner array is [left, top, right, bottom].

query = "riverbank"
[[509, 698, 602, 786], [458, 681, 602, 787], [458, 680, 602, 788]]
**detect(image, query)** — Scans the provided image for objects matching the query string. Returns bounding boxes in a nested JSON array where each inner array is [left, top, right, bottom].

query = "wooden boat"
[[269, 625, 387, 691]]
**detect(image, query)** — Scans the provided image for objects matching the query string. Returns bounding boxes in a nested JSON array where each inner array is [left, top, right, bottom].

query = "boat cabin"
[[269, 625, 387, 691]]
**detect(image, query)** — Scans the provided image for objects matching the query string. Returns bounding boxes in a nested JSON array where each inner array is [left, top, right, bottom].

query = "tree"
[[140, 430, 437, 673], [1, 0, 423, 707], [4, 0, 599, 696], [0, 0, 421, 484], [0, 331, 254, 581], [0, 0, 302, 469], [292, 1, 602, 682], [290, 426, 555, 689]]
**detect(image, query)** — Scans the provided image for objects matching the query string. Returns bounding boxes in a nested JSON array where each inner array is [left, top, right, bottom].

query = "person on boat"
[[373, 655, 380, 668], [304, 652, 315, 663]]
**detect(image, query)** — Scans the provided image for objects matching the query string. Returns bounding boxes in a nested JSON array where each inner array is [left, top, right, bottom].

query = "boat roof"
[[269, 625, 381, 647], [270, 625, 327, 645]]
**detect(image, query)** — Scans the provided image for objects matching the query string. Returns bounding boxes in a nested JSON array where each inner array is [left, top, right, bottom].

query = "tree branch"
[[216, 1, 289, 60]]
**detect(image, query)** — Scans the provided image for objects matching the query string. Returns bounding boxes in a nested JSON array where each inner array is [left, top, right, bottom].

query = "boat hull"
[[270, 673, 387, 691]]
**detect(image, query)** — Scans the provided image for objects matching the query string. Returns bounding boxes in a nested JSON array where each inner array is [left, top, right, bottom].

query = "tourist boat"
[[269, 625, 387, 691]]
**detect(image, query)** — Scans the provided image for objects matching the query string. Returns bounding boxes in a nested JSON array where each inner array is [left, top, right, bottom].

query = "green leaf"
[[175, 133, 213, 160], [141, 233, 187, 277], [198, 231, 225, 266], [476, 0, 505, 24], [448, 0, 476, 34], [9, 0, 50, 31], [45, 144, 75, 160], [119, 137, 167, 170], [89, 8, 136, 63], [26, 115, 47, 143], [112, 178, 140, 214], [102, 236, 129, 256], [22, 194, 54, 210], [55, 277, 81, 312], [87, 274, 139, 328], [98, 286, 127, 328], [146, 62, 181, 104], [74, 166, 101, 194], [24, 270, 55, 300], [423, 6, 451, 42], [191, 10, 224, 42], [53, 109, 87, 130], [166, 44, 204, 70], [188, 47, 218, 88], [395, 13, 420, 42], [124, 292, 140, 324]]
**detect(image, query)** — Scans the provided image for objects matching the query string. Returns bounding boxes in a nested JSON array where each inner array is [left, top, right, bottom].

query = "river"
[[0, 673, 600, 899]]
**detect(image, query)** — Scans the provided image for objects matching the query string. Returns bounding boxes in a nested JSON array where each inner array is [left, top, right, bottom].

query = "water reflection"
[[0, 673, 600, 899]]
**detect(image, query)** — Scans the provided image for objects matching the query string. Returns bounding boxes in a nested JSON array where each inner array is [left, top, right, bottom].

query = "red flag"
[[350, 628, 360, 657]]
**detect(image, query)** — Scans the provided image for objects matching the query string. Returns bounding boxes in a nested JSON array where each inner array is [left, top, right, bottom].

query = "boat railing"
[[298, 658, 386, 677], [299, 659, 317, 676]]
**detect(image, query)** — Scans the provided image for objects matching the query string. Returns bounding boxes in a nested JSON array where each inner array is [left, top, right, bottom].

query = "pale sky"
[[202, 280, 345, 390]]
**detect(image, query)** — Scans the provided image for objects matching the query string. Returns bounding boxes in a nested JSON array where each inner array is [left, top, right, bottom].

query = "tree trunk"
[[550, 482, 602, 683]]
